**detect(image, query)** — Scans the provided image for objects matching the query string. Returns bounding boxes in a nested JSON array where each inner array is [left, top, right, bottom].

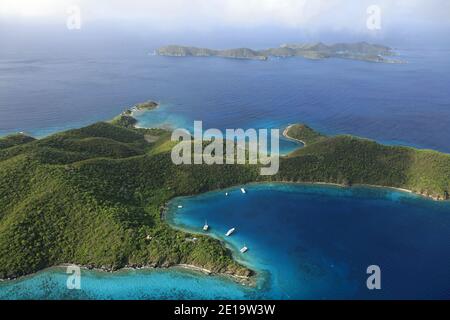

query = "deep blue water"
[[1, 49, 450, 152], [1, 184, 449, 300], [168, 184, 450, 299], [0, 48, 449, 300]]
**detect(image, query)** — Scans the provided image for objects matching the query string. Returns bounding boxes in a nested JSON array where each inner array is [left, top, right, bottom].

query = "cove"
[[167, 183, 450, 299], [1, 183, 448, 300]]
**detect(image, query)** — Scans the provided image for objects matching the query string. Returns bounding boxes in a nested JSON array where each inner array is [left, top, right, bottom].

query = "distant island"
[[155, 42, 404, 63], [0, 106, 448, 281]]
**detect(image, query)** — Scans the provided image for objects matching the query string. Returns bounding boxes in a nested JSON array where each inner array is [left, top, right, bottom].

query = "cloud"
[[1, 0, 449, 34], [0, 0, 65, 17]]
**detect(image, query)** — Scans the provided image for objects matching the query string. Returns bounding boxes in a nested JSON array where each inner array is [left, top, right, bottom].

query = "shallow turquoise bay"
[[1, 184, 449, 300]]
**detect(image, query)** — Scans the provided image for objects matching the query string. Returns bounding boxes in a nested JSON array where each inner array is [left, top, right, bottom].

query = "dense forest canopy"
[[0, 120, 448, 280]]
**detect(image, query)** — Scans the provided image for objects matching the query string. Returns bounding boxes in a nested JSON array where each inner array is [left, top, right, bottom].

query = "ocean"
[[0, 48, 449, 299], [1, 49, 450, 152]]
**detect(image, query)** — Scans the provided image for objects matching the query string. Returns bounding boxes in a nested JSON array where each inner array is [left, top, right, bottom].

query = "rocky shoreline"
[[0, 262, 255, 287]]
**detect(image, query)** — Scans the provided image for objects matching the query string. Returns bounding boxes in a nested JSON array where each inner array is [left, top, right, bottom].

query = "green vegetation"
[[0, 133, 35, 150], [110, 114, 138, 128], [110, 101, 158, 128], [0, 122, 256, 280], [275, 125, 450, 200], [284, 124, 326, 145], [134, 101, 158, 110], [0, 119, 448, 280]]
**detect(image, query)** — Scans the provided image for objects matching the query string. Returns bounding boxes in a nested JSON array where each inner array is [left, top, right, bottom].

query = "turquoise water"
[[0, 267, 256, 300], [133, 104, 301, 155], [1, 184, 449, 300], [2, 50, 450, 153]]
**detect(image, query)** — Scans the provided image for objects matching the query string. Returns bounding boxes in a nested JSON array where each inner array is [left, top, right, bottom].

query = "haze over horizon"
[[1, 0, 450, 58]]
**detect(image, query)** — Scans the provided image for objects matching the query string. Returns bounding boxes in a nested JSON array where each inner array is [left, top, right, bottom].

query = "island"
[[155, 42, 404, 63], [133, 100, 159, 111], [0, 112, 448, 281]]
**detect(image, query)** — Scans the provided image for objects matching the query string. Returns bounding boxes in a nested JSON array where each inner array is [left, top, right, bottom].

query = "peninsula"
[[155, 42, 403, 63], [0, 111, 448, 281], [110, 100, 159, 128]]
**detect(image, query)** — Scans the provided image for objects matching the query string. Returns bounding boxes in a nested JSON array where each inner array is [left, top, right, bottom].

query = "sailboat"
[[240, 188, 246, 194], [203, 220, 209, 231]]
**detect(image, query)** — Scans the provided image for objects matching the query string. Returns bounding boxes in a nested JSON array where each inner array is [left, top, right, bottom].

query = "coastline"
[[122, 100, 160, 118], [175, 264, 254, 285], [164, 210, 257, 285], [124, 114, 442, 202], [0, 180, 443, 285], [166, 180, 432, 209], [0, 262, 254, 287], [2, 183, 447, 299], [1, 113, 447, 284], [281, 125, 446, 201], [282, 124, 307, 146]]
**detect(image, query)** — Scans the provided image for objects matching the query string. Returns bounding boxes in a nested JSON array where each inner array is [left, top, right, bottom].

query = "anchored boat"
[[203, 220, 209, 231], [240, 245, 248, 253], [240, 188, 246, 194], [225, 227, 235, 236]]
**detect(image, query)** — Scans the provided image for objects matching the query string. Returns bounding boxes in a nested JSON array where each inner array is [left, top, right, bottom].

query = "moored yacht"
[[240, 188, 246, 194], [203, 220, 209, 231], [240, 245, 248, 253], [225, 227, 235, 236]]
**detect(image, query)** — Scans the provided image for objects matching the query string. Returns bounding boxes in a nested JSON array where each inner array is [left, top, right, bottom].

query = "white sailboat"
[[240, 245, 248, 253], [225, 227, 235, 236], [225, 192, 228, 196], [203, 220, 209, 231], [240, 188, 246, 194], [177, 205, 183, 208]]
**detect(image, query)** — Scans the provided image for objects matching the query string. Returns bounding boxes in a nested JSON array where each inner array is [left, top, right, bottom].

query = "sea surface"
[[1, 49, 450, 152], [0, 49, 450, 300], [1, 184, 449, 300]]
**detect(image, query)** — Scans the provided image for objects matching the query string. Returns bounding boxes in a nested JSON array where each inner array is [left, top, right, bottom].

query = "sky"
[[1, 0, 450, 55]]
